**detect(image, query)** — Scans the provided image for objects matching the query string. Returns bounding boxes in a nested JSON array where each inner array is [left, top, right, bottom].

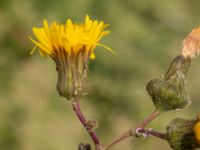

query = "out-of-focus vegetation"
[[1, 0, 200, 149]]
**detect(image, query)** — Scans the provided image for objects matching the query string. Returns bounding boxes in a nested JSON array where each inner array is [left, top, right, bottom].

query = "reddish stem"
[[72, 100, 101, 150], [134, 110, 160, 129], [137, 128, 166, 140], [103, 131, 131, 150], [103, 110, 161, 150]]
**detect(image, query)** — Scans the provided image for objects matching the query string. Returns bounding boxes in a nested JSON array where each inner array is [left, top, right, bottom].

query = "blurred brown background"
[[0, 0, 200, 149]]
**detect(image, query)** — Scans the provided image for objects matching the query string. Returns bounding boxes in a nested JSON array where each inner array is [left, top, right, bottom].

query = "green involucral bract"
[[146, 55, 191, 112], [166, 118, 200, 150]]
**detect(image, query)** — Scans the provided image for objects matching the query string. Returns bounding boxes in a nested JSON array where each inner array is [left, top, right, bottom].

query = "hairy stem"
[[72, 100, 101, 150], [103, 110, 161, 150]]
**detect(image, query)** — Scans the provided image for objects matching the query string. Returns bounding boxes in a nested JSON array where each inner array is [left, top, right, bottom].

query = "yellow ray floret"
[[194, 117, 200, 143], [29, 15, 114, 59]]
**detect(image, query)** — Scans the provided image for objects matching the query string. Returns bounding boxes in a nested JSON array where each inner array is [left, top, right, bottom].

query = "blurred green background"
[[1, 0, 200, 149]]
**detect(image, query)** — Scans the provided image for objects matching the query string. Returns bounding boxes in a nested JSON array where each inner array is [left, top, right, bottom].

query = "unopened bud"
[[78, 143, 91, 150], [146, 55, 191, 112]]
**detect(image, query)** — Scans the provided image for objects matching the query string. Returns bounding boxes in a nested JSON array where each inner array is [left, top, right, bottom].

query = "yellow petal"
[[29, 15, 112, 59], [194, 121, 200, 143], [29, 36, 51, 54]]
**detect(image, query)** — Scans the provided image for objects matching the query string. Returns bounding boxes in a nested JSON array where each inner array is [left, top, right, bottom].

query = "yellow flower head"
[[29, 15, 113, 60], [182, 27, 200, 58], [29, 15, 113, 100], [193, 115, 200, 144]]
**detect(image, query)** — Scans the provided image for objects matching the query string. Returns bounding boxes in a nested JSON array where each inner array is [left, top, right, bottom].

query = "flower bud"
[[78, 143, 91, 150], [146, 55, 191, 111], [166, 117, 200, 150]]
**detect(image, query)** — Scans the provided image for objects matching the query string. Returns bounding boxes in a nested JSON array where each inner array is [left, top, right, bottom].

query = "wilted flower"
[[182, 27, 200, 58], [29, 15, 113, 100]]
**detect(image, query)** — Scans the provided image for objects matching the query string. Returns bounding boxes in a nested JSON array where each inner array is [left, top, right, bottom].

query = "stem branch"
[[137, 128, 166, 140], [134, 110, 160, 129], [72, 100, 101, 150], [103, 110, 161, 150]]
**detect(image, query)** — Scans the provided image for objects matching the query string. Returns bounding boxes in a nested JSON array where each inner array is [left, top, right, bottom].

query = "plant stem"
[[103, 109, 161, 150], [103, 131, 131, 150], [137, 128, 166, 140], [72, 100, 101, 150], [134, 109, 160, 129]]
